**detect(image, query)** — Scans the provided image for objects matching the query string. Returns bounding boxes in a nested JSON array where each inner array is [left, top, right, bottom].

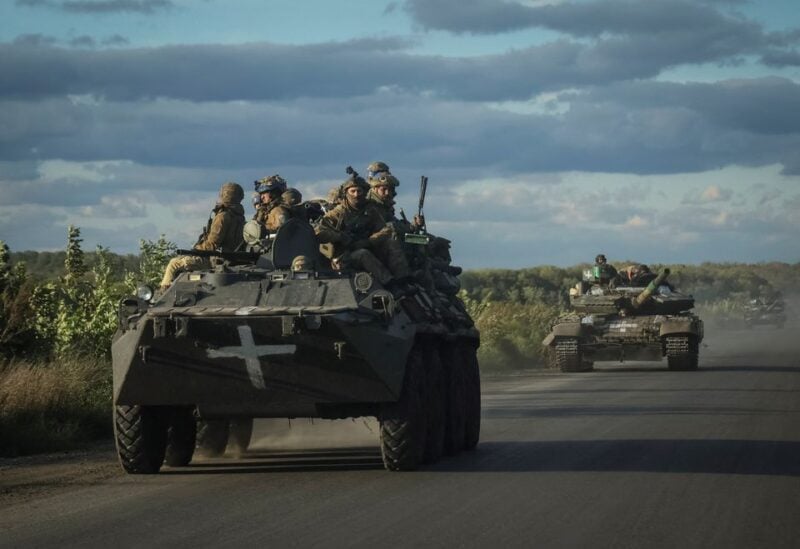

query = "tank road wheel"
[[195, 419, 230, 457], [554, 337, 588, 372], [114, 405, 168, 474], [380, 345, 428, 471], [228, 418, 254, 457], [441, 342, 466, 456], [666, 335, 699, 371], [423, 341, 446, 464], [462, 342, 481, 451], [164, 407, 197, 467]]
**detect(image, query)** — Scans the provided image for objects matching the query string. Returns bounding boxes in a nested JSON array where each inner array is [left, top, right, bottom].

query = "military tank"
[[112, 218, 480, 474], [543, 267, 703, 372]]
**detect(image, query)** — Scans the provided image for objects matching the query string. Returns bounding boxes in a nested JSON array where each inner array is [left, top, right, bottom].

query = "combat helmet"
[[219, 182, 244, 205], [367, 161, 390, 179], [369, 172, 399, 188], [255, 175, 288, 194]]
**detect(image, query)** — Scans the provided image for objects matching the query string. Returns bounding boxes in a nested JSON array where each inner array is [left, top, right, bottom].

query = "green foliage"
[[124, 234, 176, 291], [0, 241, 38, 358]]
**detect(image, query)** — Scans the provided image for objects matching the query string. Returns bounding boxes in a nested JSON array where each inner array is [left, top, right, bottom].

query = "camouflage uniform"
[[315, 183, 409, 284], [255, 199, 292, 232], [253, 176, 294, 233], [160, 182, 245, 289]]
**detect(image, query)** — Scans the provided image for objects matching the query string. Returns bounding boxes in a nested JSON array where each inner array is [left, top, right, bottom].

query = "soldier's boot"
[[349, 249, 394, 286]]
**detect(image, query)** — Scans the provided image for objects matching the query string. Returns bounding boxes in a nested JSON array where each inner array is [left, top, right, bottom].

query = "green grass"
[[0, 356, 112, 457]]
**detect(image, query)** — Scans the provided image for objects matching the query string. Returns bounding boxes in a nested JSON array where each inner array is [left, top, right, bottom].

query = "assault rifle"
[[403, 175, 430, 246], [176, 248, 261, 263]]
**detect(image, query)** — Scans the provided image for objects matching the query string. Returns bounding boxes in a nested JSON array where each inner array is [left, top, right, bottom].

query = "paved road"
[[2, 325, 800, 548]]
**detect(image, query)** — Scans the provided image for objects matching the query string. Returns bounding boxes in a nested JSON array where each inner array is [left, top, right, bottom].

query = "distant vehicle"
[[543, 267, 703, 371], [112, 218, 480, 474], [743, 296, 786, 329]]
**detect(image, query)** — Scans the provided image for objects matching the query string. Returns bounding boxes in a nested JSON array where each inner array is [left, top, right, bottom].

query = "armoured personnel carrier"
[[543, 267, 703, 372], [112, 219, 480, 474]]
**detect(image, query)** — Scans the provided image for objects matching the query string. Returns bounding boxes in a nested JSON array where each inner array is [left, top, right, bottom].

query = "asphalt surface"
[[2, 324, 800, 548]]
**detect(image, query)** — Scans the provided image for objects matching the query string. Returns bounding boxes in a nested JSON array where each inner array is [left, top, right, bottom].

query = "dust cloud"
[[249, 417, 380, 451], [701, 295, 800, 367]]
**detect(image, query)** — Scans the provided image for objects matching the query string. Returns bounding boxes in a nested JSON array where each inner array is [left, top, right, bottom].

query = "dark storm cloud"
[[580, 78, 800, 136], [69, 35, 95, 48], [403, 0, 785, 42], [102, 34, 129, 46], [16, 0, 173, 14], [0, 27, 793, 103], [1, 76, 797, 176], [761, 49, 800, 67], [12, 33, 57, 47]]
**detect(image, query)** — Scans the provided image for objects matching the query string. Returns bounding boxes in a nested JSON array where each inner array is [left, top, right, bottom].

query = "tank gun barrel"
[[631, 268, 670, 309]]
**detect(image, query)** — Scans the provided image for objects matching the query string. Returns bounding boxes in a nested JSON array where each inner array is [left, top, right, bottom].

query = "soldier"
[[254, 175, 293, 233], [594, 253, 618, 284], [160, 182, 245, 290], [315, 176, 409, 286], [367, 172, 401, 224]]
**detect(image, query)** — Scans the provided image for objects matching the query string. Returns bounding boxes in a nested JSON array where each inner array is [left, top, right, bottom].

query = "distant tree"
[[0, 241, 37, 358]]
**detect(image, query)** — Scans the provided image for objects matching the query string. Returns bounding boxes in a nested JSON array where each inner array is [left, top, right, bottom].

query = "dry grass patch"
[[0, 356, 112, 456]]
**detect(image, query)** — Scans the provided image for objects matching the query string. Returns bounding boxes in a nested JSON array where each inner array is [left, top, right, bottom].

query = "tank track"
[[665, 335, 699, 371], [554, 337, 587, 372]]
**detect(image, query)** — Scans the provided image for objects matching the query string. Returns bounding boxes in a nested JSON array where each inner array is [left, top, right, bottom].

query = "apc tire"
[[114, 405, 168, 474], [422, 341, 446, 464], [164, 407, 197, 467], [228, 418, 254, 457], [195, 419, 230, 457], [441, 342, 466, 456], [462, 342, 481, 451], [380, 345, 428, 471]]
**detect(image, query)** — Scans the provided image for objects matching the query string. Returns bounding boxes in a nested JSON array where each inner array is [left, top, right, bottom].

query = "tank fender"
[[542, 322, 582, 346], [659, 319, 702, 337]]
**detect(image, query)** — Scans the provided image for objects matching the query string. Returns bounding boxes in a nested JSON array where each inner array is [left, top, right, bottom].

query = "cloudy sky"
[[1, 0, 799, 268]]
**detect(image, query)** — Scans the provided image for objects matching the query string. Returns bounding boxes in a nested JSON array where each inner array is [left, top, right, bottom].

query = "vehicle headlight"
[[136, 284, 154, 302]]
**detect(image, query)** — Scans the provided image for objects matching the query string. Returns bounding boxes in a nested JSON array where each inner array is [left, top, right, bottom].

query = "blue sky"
[[1, 0, 799, 268]]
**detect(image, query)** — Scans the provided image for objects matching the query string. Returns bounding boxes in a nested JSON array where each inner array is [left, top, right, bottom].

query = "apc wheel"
[[114, 405, 168, 474], [164, 407, 197, 467], [462, 342, 481, 451], [228, 418, 254, 457], [441, 342, 466, 456], [554, 337, 587, 372], [666, 335, 699, 371], [423, 342, 446, 464], [380, 344, 428, 471], [195, 419, 230, 457]]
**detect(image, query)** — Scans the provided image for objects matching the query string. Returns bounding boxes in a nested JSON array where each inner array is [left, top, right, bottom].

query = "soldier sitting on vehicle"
[[315, 175, 410, 288], [159, 182, 246, 290], [254, 175, 294, 232], [593, 254, 618, 285], [613, 264, 671, 290]]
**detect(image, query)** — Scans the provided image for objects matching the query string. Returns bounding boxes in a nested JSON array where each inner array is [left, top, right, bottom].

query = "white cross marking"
[[207, 325, 296, 389]]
